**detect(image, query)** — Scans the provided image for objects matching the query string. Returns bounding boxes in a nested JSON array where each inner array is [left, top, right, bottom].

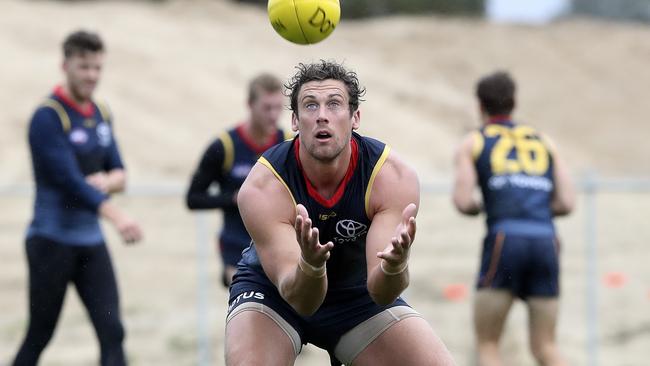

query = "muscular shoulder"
[[380, 152, 418, 184], [455, 130, 483, 162], [238, 161, 295, 224], [367, 150, 419, 218]]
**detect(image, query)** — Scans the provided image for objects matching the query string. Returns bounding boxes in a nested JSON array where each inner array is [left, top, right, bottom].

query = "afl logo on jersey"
[[69, 128, 88, 145], [96, 122, 112, 147], [335, 219, 368, 241]]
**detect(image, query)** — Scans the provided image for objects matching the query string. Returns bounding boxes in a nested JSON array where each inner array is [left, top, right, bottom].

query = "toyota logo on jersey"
[[334, 219, 368, 243]]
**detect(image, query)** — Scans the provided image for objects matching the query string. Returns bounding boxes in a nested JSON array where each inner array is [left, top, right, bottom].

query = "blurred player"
[[12, 30, 142, 366], [453, 71, 575, 366], [185, 73, 290, 287], [225, 61, 455, 366]]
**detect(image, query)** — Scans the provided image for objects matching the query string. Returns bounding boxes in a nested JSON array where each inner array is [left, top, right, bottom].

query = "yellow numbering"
[[484, 125, 549, 176]]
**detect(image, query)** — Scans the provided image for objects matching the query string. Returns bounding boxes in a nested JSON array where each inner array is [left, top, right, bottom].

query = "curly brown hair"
[[286, 60, 366, 116]]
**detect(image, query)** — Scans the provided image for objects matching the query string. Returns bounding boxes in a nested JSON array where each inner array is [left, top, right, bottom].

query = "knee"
[[531, 341, 557, 365], [477, 339, 499, 351], [25, 318, 58, 345], [98, 318, 125, 346], [476, 340, 500, 363]]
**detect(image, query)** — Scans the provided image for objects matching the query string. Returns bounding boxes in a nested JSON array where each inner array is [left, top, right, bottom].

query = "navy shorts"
[[477, 232, 560, 299], [227, 267, 410, 365]]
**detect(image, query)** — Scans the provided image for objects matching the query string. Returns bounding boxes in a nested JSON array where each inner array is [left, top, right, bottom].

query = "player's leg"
[[474, 289, 514, 366], [225, 279, 303, 366], [13, 237, 76, 366], [73, 245, 126, 366], [473, 232, 524, 366], [348, 309, 455, 366], [527, 298, 566, 366], [226, 309, 297, 366], [526, 236, 565, 366], [225, 300, 301, 366]]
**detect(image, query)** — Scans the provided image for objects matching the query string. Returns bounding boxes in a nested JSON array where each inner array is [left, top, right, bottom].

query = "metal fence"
[[2, 176, 649, 365]]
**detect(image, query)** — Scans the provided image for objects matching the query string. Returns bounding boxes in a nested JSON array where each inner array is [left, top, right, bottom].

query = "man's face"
[[249, 90, 284, 134], [63, 51, 104, 101], [292, 79, 360, 162]]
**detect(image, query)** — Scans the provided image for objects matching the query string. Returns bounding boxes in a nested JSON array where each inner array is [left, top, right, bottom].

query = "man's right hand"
[[99, 201, 143, 245], [114, 215, 143, 245], [294, 204, 334, 270]]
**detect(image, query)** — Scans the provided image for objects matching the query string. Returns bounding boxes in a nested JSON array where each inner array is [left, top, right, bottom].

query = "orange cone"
[[603, 272, 627, 289], [443, 284, 468, 302]]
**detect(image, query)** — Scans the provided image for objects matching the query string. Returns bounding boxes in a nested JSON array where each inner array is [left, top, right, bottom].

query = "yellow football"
[[268, 0, 341, 45]]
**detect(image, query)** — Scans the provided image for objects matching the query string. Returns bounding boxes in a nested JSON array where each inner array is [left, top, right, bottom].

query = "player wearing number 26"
[[453, 71, 575, 366]]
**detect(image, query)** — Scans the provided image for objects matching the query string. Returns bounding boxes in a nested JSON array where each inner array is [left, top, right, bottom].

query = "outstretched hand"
[[376, 203, 417, 272], [295, 204, 334, 268]]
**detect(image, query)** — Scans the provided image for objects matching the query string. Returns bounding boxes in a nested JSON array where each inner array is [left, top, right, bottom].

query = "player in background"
[[225, 60, 455, 366], [186, 73, 290, 287], [453, 71, 575, 366], [13, 30, 142, 366]]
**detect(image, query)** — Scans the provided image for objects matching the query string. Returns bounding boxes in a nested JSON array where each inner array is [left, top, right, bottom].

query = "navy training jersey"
[[473, 120, 556, 236], [27, 86, 123, 246], [239, 131, 391, 294], [216, 125, 289, 245]]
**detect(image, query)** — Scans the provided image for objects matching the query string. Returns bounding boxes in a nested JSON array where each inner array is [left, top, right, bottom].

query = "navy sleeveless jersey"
[[474, 120, 556, 236], [238, 131, 390, 296], [218, 125, 288, 245], [27, 87, 123, 246]]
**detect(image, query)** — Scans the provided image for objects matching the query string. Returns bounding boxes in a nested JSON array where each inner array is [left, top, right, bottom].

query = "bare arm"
[[365, 153, 420, 305], [544, 136, 576, 216], [237, 163, 334, 316], [86, 169, 126, 194], [452, 133, 482, 216], [98, 200, 143, 245], [106, 169, 126, 193]]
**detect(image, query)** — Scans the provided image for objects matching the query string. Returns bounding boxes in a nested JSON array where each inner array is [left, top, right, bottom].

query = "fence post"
[[584, 172, 599, 366], [195, 213, 211, 366]]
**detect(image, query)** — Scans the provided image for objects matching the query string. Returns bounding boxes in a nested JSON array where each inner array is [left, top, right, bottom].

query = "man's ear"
[[351, 109, 361, 130], [291, 112, 299, 132]]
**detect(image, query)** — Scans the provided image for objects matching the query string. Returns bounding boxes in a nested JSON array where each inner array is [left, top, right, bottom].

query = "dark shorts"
[[227, 268, 414, 365], [477, 232, 560, 299]]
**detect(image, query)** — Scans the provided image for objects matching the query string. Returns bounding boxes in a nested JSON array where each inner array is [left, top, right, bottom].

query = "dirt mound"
[[1, 0, 649, 185]]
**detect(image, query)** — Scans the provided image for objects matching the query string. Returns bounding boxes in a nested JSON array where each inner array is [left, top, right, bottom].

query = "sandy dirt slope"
[[1, 0, 650, 185], [1, 1, 649, 365]]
